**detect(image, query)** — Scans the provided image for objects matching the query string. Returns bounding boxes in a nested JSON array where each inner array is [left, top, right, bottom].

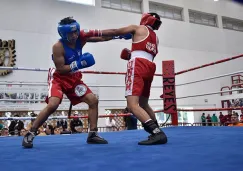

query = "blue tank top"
[[52, 37, 83, 65]]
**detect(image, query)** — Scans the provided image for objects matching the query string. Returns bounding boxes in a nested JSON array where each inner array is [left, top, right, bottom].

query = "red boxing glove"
[[80, 29, 102, 38], [120, 48, 131, 60]]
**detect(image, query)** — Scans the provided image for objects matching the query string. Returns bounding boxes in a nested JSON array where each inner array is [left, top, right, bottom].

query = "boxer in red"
[[100, 13, 168, 145], [22, 17, 131, 148]]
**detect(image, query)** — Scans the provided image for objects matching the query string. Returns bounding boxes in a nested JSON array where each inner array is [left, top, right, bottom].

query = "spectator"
[[105, 116, 117, 132], [45, 125, 55, 135], [228, 114, 243, 126], [206, 114, 212, 126], [0, 123, 3, 130], [224, 110, 232, 126], [54, 127, 61, 135], [26, 112, 37, 130], [240, 110, 243, 119], [20, 129, 27, 136], [219, 112, 224, 126], [70, 114, 83, 133], [57, 119, 68, 130], [124, 107, 138, 130], [8, 114, 24, 136], [211, 114, 218, 126], [1, 128, 9, 136], [201, 113, 206, 126]]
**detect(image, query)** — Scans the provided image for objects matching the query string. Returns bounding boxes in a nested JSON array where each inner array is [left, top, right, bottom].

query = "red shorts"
[[125, 58, 156, 98], [45, 68, 92, 105]]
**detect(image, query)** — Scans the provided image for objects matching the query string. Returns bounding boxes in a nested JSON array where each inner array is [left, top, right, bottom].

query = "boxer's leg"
[[82, 93, 99, 131], [22, 70, 63, 148], [69, 82, 108, 144], [126, 59, 167, 145], [139, 96, 157, 125], [31, 97, 61, 130], [139, 78, 159, 126], [82, 93, 108, 144], [126, 96, 150, 123]]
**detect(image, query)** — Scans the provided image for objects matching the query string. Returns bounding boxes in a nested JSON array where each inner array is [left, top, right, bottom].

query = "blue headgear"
[[57, 21, 80, 41]]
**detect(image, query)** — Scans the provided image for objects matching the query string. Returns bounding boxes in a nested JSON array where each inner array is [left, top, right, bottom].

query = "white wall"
[[0, 0, 243, 124]]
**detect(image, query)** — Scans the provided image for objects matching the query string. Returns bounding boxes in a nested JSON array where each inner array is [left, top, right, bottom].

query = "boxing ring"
[[1, 54, 243, 171]]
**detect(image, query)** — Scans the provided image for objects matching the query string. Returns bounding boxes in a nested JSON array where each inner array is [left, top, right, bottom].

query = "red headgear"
[[140, 13, 162, 30]]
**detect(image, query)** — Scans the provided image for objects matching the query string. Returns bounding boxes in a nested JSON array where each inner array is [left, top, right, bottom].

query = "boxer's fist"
[[120, 48, 131, 60], [70, 53, 95, 72]]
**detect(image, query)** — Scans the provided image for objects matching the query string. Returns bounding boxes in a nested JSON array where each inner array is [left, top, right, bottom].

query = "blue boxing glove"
[[70, 52, 95, 72], [113, 33, 132, 40]]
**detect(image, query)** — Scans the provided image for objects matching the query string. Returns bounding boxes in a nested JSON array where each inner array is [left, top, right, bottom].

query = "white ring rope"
[[0, 66, 48, 71], [176, 70, 243, 86], [0, 87, 241, 102], [1, 69, 242, 88], [177, 87, 243, 99], [0, 116, 68, 120], [0, 82, 162, 88], [0, 98, 162, 102]]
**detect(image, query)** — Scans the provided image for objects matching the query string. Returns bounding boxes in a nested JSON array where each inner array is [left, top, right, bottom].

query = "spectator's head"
[[54, 127, 62, 134], [213, 114, 216, 116], [228, 110, 232, 115], [20, 129, 27, 136], [45, 125, 54, 135], [240, 115, 243, 122], [30, 112, 37, 122], [231, 114, 239, 125], [124, 107, 130, 113], [219, 112, 223, 115], [74, 111, 79, 120], [202, 113, 205, 116], [43, 122, 47, 128], [1, 128, 9, 136]]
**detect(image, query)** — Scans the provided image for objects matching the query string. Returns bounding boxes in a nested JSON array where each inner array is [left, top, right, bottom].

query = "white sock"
[[145, 119, 152, 123]]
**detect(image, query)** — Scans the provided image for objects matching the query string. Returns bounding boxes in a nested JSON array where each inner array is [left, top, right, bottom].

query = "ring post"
[[162, 60, 178, 125]]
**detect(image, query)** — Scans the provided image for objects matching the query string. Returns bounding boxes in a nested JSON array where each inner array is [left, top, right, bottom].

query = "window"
[[189, 10, 217, 27], [222, 16, 243, 32], [149, 2, 183, 21], [101, 0, 142, 13], [58, 0, 95, 6]]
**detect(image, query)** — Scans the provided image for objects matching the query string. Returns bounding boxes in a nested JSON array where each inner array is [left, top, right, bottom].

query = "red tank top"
[[131, 26, 158, 58]]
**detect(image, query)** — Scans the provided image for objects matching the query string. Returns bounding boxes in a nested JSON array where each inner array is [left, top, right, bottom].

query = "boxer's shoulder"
[[52, 41, 64, 54]]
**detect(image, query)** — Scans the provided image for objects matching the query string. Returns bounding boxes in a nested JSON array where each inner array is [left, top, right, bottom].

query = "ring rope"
[[0, 66, 163, 77], [0, 98, 162, 102], [176, 87, 243, 99], [1, 69, 243, 89], [0, 82, 162, 88], [1, 107, 243, 121], [0, 87, 242, 102], [175, 54, 243, 75], [176, 70, 243, 86]]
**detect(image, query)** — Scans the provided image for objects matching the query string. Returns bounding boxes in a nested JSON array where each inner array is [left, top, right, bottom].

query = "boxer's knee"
[[83, 93, 98, 109], [46, 97, 60, 113], [127, 96, 139, 112]]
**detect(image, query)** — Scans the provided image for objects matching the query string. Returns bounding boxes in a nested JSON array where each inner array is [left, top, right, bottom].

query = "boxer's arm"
[[101, 25, 138, 37], [80, 29, 113, 42], [52, 43, 71, 74], [86, 37, 113, 42]]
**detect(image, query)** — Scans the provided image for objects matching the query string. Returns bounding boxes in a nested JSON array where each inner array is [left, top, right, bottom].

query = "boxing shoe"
[[86, 131, 108, 144], [139, 120, 167, 145], [138, 131, 167, 145], [22, 128, 37, 148]]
